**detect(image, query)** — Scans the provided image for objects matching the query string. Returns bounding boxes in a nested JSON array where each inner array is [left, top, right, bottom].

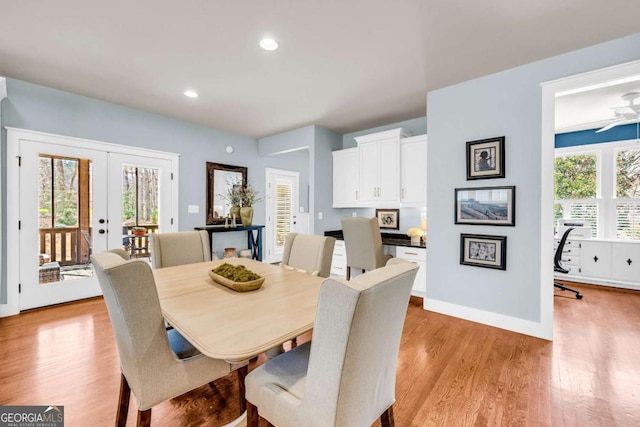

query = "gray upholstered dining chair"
[[149, 230, 211, 269], [92, 250, 248, 427], [267, 232, 336, 357], [341, 217, 392, 280], [280, 233, 336, 278], [245, 258, 418, 427]]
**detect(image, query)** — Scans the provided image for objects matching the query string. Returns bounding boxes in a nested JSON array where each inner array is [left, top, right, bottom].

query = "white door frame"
[[2, 127, 179, 317], [264, 168, 299, 264], [540, 59, 640, 340]]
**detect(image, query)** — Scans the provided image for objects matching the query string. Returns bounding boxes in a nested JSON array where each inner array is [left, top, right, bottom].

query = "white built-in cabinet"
[[333, 128, 426, 208], [554, 238, 640, 290], [396, 246, 427, 297], [400, 134, 427, 206], [332, 148, 360, 207]]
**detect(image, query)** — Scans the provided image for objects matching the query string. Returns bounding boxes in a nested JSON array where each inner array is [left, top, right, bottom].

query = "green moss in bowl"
[[211, 263, 260, 282]]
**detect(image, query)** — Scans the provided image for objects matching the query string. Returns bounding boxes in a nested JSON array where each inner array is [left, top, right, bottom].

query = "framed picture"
[[454, 186, 515, 226], [376, 209, 399, 230], [460, 234, 507, 270], [466, 136, 505, 180]]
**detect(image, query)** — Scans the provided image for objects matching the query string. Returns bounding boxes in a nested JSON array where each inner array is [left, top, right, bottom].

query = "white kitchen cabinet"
[[330, 240, 347, 278], [355, 128, 410, 207], [400, 134, 427, 206], [332, 148, 360, 207], [396, 246, 426, 297]]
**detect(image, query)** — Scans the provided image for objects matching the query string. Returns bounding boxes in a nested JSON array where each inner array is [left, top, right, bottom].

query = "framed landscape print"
[[454, 186, 515, 226], [460, 234, 507, 270], [376, 209, 399, 230], [466, 136, 505, 180]]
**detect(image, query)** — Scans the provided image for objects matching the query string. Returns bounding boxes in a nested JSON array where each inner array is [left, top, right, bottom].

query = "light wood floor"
[[0, 282, 638, 426]]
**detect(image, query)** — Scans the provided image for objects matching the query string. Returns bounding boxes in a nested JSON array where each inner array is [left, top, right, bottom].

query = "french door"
[[265, 168, 299, 263], [9, 129, 178, 312]]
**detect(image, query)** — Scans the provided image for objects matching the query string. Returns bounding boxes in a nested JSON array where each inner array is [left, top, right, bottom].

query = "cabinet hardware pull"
[[627, 258, 633, 266], [356, 190, 358, 200], [405, 252, 418, 255], [593, 256, 598, 262]]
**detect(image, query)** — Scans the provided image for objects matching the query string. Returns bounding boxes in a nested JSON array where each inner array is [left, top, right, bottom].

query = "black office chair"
[[554, 227, 583, 299]]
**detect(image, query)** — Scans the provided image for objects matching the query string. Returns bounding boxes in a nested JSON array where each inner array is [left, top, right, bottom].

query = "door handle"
[[98, 219, 105, 224], [98, 229, 106, 234]]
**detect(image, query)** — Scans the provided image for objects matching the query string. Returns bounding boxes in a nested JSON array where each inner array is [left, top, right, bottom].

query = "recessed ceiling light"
[[260, 38, 279, 51], [184, 90, 198, 98]]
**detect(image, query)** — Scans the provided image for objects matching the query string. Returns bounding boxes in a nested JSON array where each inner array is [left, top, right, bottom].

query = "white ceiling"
[[0, 0, 639, 139]]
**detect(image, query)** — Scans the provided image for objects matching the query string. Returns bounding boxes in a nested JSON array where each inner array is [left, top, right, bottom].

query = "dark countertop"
[[324, 230, 426, 248]]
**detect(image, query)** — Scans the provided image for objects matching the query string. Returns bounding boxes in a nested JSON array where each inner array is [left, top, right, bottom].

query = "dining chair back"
[[245, 258, 418, 427], [281, 233, 336, 278], [92, 250, 247, 426], [341, 217, 392, 279], [149, 230, 211, 269]]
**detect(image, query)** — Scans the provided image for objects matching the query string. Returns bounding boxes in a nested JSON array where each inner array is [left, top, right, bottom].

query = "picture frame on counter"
[[466, 136, 505, 180], [460, 234, 507, 270], [376, 209, 399, 230], [454, 185, 515, 226]]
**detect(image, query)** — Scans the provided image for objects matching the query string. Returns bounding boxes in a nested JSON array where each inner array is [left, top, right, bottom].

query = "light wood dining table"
[[153, 257, 325, 363]]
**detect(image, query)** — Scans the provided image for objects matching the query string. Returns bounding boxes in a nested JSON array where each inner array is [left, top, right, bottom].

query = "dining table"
[[153, 257, 325, 363]]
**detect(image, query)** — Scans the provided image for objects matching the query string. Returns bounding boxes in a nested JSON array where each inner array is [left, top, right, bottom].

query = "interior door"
[[18, 141, 108, 310], [265, 168, 299, 263]]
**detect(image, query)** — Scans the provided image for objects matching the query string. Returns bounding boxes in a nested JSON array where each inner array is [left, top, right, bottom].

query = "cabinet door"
[[332, 149, 359, 207], [377, 137, 399, 202], [359, 141, 379, 203], [611, 243, 640, 283], [401, 136, 427, 205], [579, 241, 612, 278]]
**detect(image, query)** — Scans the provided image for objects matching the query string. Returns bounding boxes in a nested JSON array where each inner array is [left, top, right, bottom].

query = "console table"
[[194, 225, 265, 261]]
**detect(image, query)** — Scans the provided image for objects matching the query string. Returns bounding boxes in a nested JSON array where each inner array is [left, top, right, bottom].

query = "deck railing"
[[39, 225, 159, 265]]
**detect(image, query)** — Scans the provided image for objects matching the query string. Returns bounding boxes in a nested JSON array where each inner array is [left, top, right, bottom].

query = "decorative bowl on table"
[[208, 263, 264, 292]]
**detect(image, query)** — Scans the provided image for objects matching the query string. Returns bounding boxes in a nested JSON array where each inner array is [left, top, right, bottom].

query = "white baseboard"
[[423, 297, 551, 340]]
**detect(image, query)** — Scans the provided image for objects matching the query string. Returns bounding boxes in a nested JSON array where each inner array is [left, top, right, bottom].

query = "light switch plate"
[[188, 205, 199, 213]]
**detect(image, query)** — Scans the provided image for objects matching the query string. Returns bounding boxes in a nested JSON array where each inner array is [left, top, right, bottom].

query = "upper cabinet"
[[332, 128, 427, 208], [332, 148, 360, 208], [356, 128, 411, 207], [400, 134, 427, 206]]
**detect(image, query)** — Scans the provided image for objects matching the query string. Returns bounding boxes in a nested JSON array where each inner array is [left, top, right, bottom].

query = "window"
[[122, 166, 159, 227], [554, 152, 598, 237], [615, 147, 640, 239], [555, 140, 640, 240]]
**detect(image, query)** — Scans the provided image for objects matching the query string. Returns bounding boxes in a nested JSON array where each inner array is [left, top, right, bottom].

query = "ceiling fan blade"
[[596, 120, 623, 133]]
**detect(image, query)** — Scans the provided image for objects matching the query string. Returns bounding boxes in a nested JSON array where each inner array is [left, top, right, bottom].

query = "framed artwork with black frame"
[[454, 186, 515, 226], [460, 234, 507, 270], [466, 136, 505, 180], [375, 209, 399, 230]]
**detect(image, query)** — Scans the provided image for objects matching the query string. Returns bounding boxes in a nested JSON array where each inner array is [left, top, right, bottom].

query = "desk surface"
[[153, 258, 323, 362]]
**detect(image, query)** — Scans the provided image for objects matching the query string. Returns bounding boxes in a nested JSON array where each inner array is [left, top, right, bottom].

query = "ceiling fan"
[[596, 92, 640, 133]]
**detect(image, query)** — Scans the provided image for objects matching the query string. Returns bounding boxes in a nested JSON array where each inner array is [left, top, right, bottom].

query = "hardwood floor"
[[0, 282, 638, 426]]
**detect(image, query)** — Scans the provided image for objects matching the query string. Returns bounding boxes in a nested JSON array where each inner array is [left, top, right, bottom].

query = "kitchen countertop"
[[324, 230, 426, 248]]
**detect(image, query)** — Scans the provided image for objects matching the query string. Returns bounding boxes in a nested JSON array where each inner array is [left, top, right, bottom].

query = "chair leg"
[[116, 373, 131, 427], [237, 365, 248, 413], [381, 405, 395, 427], [136, 409, 151, 427], [554, 282, 583, 299], [247, 401, 259, 427], [346, 266, 351, 280], [291, 337, 297, 348]]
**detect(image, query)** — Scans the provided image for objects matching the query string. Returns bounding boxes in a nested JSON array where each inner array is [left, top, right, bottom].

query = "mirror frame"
[[206, 162, 247, 225]]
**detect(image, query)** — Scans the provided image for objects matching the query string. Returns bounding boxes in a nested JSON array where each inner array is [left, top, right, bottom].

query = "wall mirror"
[[206, 162, 247, 225]]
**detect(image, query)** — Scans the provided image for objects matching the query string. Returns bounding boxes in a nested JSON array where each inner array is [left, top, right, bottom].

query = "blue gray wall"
[[426, 33, 640, 329]]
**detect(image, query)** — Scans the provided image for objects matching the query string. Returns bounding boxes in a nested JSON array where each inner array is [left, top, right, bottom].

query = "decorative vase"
[[240, 206, 254, 227], [223, 247, 237, 258], [229, 206, 241, 223]]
